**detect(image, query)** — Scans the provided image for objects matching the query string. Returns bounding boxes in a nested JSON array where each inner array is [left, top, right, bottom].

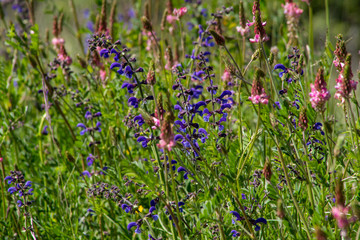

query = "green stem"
[[308, 4, 314, 59]]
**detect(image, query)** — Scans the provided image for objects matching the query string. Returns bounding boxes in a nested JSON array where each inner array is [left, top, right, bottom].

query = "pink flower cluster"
[[221, 69, 231, 82], [248, 0, 269, 43], [249, 77, 269, 105], [236, 25, 250, 37], [309, 68, 330, 112], [282, 2, 303, 19], [249, 92, 269, 104], [332, 206, 350, 229], [166, 7, 187, 24], [334, 72, 358, 104]]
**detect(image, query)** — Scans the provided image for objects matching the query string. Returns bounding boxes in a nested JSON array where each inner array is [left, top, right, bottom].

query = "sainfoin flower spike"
[[309, 67, 331, 112], [282, 0, 303, 46], [158, 113, 175, 151], [334, 54, 358, 104], [248, 0, 269, 43], [249, 69, 269, 104]]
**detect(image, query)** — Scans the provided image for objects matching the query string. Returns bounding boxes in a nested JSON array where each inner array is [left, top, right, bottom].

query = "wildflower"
[[121, 204, 132, 213], [86, 154, 95, 166], [282, 0, 303, 46], [134, 115, 145, 127], [173, 7, 187, 18], [230, 211, 267, 231], [333, 34, 347, 71], [298, 108, 308, 131], [127, 220, 142, 234], [42, 125, 49, 135], [128, 97, 140, 108], [334, 54, 357, 104], [137, 136, 151, 148], [309, 68, 331, 112], [17, 200, 23, 207], [8, 187, 17, 194], [248, 0, 269, 43], [263, 158, 272, 181], [236, 1, 250, 36], [248, 69, 269, 104], [146, 62, 156, 85], [158, 113, 175, 151], [81, 171, 92, 178], [230, 230, 241, 237], [177, 166, 189, 179], [5, 176, 14, 184]]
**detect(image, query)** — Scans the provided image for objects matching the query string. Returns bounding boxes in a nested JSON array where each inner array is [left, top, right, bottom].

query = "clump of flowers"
[[249, 69, 269, 104], [282, 0, 303, 47], [236, 1, 250, 36], [5, 170, 37, 238], [158, 113, 175, 151], [309, 67, 331, 112], [333, 34, 348, 71], [248, 0, 269, 43], [334, 54, 358, 104]]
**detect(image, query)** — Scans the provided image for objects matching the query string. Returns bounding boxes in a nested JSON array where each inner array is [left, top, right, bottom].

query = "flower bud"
[[210, 30, 225, 46], [141, 16, 153, 32], [315, 227, 327, 240], [335, 178, 345, 207], [66, 151, 75, 163], [147, 61, 156, 85], [277, 199, 285, 219], [298, 108, 308, 131], [263, 158, 272, 181]]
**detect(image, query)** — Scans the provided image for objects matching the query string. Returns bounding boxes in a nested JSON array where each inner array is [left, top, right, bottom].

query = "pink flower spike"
[[173, 7, 187, 18], [332, 206, 350, 229], [309, 68, 331, 112]]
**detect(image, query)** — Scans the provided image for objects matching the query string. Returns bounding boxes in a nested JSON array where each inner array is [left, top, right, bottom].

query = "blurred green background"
[[1, 0, 359, 68]]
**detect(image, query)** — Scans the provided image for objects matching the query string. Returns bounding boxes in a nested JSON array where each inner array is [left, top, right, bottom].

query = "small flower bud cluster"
[[309, 68, 331, 112], [282, 0, 303, 47], [236, 1, 250, 36], [249, 69, 269, 104], [248, 0, 269, 43], [334, 54, 358, 104]]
